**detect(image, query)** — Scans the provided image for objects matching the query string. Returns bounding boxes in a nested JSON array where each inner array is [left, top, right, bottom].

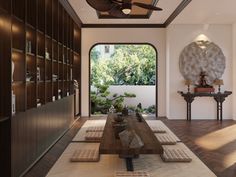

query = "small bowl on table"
[[113, 113, 124, 122]]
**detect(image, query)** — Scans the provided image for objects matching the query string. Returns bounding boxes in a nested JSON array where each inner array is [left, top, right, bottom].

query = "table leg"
[[187, 103, 189, 120], [217, 101, 219, 121], [187, 102, 191, 121], [220, 102, 223, 121], [189, 103, 191, 121], [125, 158, 134, 171]]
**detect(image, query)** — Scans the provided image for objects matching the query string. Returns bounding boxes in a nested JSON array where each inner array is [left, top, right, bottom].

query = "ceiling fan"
[[86, 0, 163, 18]]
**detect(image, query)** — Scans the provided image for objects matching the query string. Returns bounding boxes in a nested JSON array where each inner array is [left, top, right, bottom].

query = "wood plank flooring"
[[23, 117, 236, 177], [161, 119, 236, 177]]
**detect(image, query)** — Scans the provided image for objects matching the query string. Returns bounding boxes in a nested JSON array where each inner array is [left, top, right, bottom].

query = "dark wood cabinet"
[[26, 0, 37, 27], [10, 0, 81, 115], [0, 8, 12, 177], [0, 0, 81, 176]]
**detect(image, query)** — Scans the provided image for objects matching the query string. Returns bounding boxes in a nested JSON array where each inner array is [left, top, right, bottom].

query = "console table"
[[178, 91, 232, 121]]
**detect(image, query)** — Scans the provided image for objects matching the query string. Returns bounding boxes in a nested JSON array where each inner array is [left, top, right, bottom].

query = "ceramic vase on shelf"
[[37, 66, 41, 81], [28, 41, 32, 53], [12, 61, 14, 82], [12, 91, 16, 115]]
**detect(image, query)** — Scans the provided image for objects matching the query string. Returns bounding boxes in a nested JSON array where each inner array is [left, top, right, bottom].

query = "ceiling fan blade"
[[109, 5, 129, 18], [86, 0, 114, 12], [132, 2, 162, 11]]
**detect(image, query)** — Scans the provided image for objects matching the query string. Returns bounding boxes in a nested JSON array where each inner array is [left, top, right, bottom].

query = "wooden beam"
[[59, 0, 83, 27], [82, 0, 192, 28], [163, 0, 192, 27], [82, 23, 166, 28]]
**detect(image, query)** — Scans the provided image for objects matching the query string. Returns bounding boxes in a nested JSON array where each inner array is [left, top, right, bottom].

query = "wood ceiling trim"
[[163, 0, 192, 27], [63, 0, 192, 28], [82, 23, 165, 28], [59, 0, 83, 27], [97, 14, 152, 19], [146, 0, 159, 18], [97, 0, 159, 19]]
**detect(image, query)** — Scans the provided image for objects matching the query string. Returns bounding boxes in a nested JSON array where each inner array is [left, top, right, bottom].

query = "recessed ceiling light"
[[122, 3, 132, 15]]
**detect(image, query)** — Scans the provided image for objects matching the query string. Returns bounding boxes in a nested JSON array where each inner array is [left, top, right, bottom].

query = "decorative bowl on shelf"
[[113, 113, 124, 122], [26, 76, 32, 82]]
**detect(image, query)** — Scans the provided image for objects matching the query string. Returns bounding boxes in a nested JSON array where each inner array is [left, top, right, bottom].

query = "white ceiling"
[[68, 0, 182, 24], [173, 0, 236, 24], [69, 0, 236, 25]]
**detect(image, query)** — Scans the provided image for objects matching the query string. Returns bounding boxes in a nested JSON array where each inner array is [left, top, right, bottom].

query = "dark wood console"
[[178, 91, 232, 121]]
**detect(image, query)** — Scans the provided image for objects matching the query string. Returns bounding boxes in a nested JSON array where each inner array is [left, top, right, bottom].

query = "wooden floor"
[[24, 117, 236, 177]]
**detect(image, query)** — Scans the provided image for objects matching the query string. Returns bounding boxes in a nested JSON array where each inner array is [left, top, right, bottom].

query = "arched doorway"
[[89, 43, 158, 117]]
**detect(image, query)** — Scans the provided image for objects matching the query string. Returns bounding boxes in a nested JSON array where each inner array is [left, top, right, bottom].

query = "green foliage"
[[91, 45, 156, 86], [90, 45, 156, 115], [91, 84, 136, 114], [90, 48, 100, 62], [145, 105, 156, 114]]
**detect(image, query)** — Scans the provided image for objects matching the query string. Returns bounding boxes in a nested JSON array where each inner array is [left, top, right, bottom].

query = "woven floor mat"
[[115, 171, 150, 177], [46, 143, 125, 177], [86, 126, 104, 132], [72, 119, 106, 142], [146, 120, 181, 142], [70, 149, 100, 162], [161, 147, 192, 162], [85, 131, 103, 141], [150, 125, 166, 133], [155, 134, 177, 145]]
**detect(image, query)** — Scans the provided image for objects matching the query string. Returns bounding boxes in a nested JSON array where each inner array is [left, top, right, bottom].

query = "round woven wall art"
[[179, 41, 225, 85]]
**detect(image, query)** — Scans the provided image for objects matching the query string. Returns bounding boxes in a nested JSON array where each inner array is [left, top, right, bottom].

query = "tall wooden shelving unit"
[[0, 0, 81, 176], [10, 0, 81, 114]]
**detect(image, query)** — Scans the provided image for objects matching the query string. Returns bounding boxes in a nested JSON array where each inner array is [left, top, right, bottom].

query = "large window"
[[90, 44, 157, 116]]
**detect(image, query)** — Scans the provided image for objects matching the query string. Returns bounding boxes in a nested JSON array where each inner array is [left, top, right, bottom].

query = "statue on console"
[[194, 71, 214, 92], [197, 72, 212, 88]]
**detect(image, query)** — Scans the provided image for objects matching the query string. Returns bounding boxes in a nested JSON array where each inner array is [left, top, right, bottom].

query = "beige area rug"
[[72, 119, 106, 142], [146, 120, 181, 142], [46, 143, 125, 177], [132, 143, 216, 177], [46, 142, 216, 177]]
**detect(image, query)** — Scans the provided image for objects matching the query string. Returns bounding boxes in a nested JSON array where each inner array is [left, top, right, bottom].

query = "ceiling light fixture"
[[122, 3, 132, 14]]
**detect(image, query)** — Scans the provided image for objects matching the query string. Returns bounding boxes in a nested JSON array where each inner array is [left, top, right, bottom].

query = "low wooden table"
[[99, 114, 163, 171]]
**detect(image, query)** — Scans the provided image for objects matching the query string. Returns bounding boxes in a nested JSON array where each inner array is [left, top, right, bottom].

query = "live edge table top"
[[99, 114, 163, 155]]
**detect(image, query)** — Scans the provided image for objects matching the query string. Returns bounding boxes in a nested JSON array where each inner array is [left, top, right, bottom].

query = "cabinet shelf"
[[37, 55, 44, 59], [0, 117, 9, 122], [26, 23, 35, 30], [2, 0, 81, 116], [36, 29, 44, 35], [12, 81, 24, 85], [27, 53, 35, 57], [12, 15, 24, 23], [26, 81, 35, 84], [37, 80, 44, 83], [12, 48, 24, 53], [45, 34, 51, 39]]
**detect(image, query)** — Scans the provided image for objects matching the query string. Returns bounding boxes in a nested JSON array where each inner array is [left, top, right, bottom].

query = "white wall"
[[91, 85, 155, 109], [166, 24, 233, 119], [81, 28, 166, 117], [108, 85, 155, 109], [233, 24, 236, 120]]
